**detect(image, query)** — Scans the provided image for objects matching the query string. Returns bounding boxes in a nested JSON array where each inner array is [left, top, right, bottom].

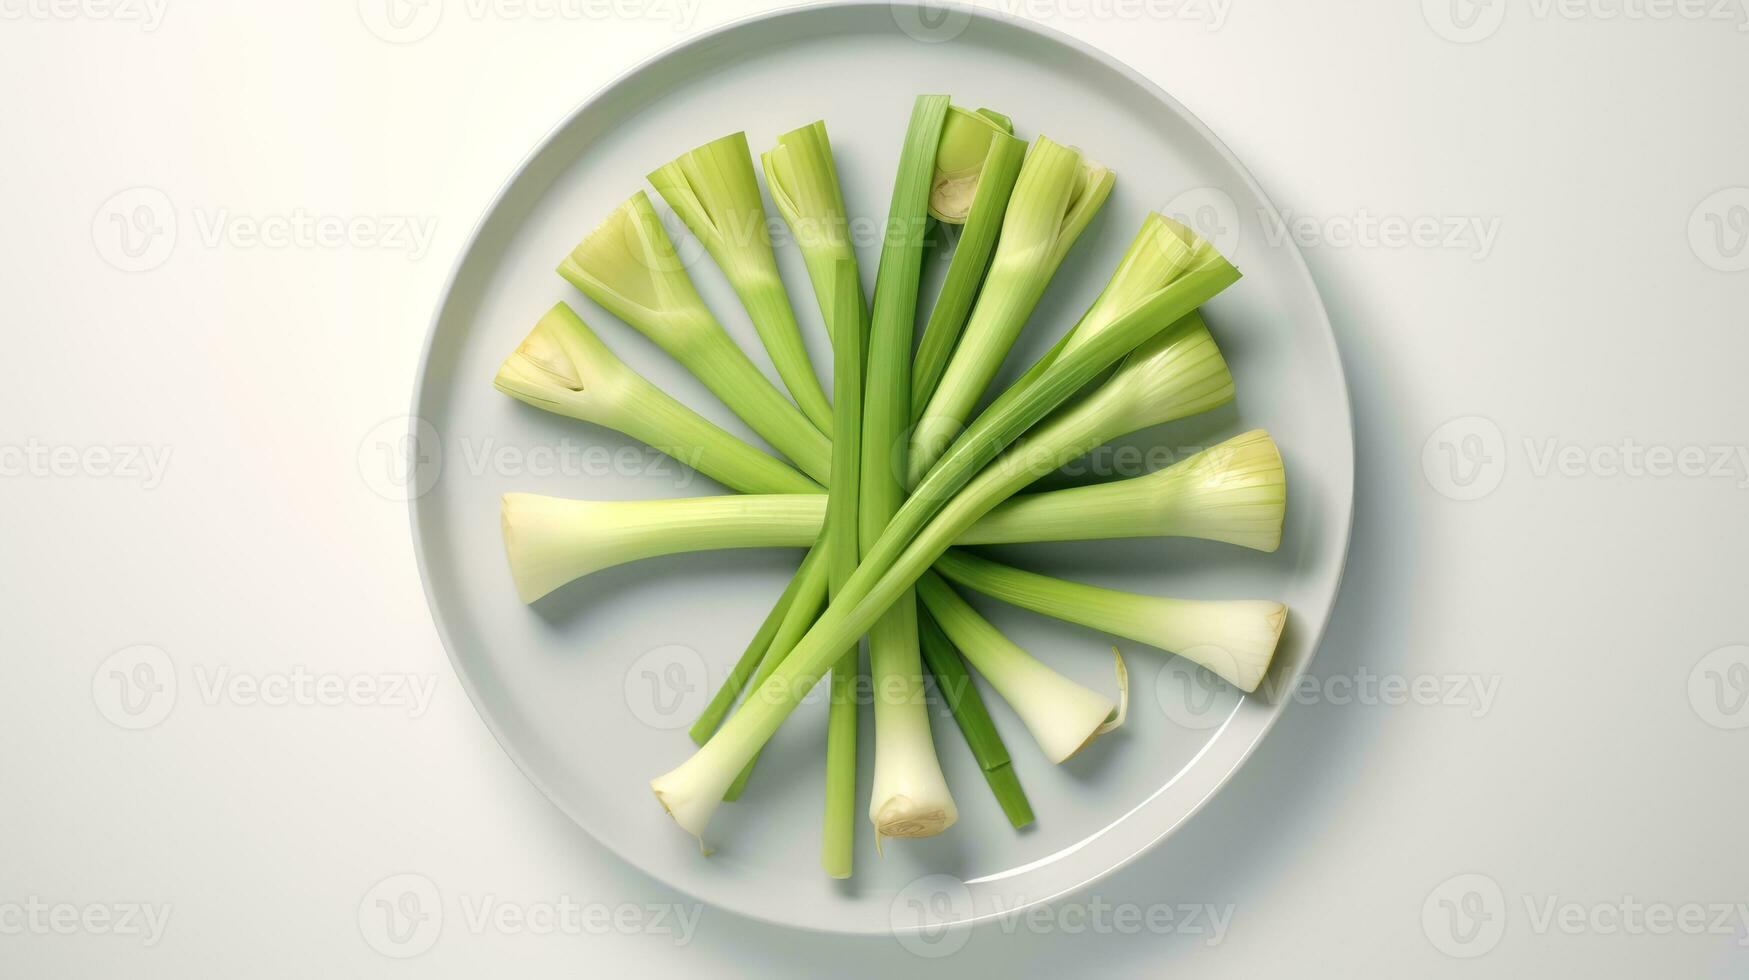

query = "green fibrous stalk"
[[518, 428, 1283, 590], [912, 108, 1027, 413], [914, 212, 1201, 486], [557, 192, 831, 482], [907, 137, 1116, 483], [651, 228, 1242, 841], [820, 260, 864, 876], [649, 133, 833, 431], [858, 95, 956, 843], [723, 549, 829, 801], [761, 121, 864, 351], [916, 607, 1033, 828], [933, 551, 1286, 693], [494, 303, 818, 496], [689, 542, 826, 745], [917, 572, 1120, 764]]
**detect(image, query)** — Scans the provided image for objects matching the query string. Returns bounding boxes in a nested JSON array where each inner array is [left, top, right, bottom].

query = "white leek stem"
[[916, 572, 1115, 763]]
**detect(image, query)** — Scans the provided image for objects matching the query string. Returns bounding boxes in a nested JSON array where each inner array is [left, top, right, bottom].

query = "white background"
[[3, 0, 1747, 975]]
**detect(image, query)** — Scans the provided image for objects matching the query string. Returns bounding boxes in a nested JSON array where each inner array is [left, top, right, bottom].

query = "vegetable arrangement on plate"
[[494, 95, 1288, 878]]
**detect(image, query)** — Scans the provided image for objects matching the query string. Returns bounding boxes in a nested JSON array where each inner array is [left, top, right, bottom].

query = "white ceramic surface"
[[410, 2, 1352, 935]]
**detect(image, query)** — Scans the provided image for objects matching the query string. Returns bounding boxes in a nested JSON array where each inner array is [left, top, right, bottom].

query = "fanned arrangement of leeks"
[[493, 97, 1287, 878]]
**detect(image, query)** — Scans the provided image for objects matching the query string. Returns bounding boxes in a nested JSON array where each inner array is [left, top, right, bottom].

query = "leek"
[[495, 303, 818, 496], [689, 542, 825, 744], [511, 428, 1283, 578], [820, 260, 864, 876], [916, 607, 1033, 828], [649, 133, 834, 431], [499, 493, 825, 604], [907, 137, 1116, 483], [916, 572, 1118, 764], [912, 108, 1028, 413], [859, 95, 957, 843], [933, 551, 1285, 693], [760, 121, 861, 350], [558, 192, 831, 482], [722, 549, 829, 801], [651, 231, 1243, 840], [957, 428, 1286, 551]]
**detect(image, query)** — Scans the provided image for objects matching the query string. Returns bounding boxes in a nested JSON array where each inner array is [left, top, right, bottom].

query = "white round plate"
[[410, 2, 1352, 936]]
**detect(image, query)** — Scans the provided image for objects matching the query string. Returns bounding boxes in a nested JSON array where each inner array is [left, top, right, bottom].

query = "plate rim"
[[407, 0, 1355, 937]]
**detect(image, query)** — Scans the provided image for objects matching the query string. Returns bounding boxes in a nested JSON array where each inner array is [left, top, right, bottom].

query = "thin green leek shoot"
[[649, 133, 833, 430], [916, 607, 1033, 828], [558, 192, 831, 482], [495, 303, 818, 496], [933, 550, 1286, 693], [689, 543, 825, 744], [761, 121, 864, 352], [907, 137, 1116, 483], [912, 108, 1028, 413], [723, 551, 829, 801], [821, 260, 865, 877]]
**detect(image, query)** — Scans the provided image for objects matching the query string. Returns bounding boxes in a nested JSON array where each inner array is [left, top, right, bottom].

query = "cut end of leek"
[[872, 796, 958, 839], [559, 192, 705, 336], [650, 766, 729, 845], [1151, 429, 1287, 553], [1105, 311, 1236, 432], [928, 106, 1013, 224], [1177, 601, 1288, 693], [500, 493, 590, 604], [493, 305, 602, 417]]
